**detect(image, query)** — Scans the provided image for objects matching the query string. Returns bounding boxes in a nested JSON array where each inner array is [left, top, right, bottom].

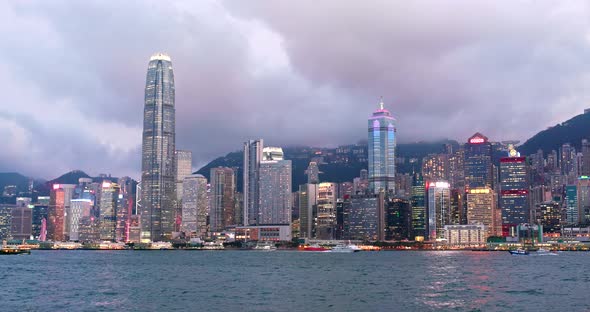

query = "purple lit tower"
[[368, 99, 396, 194]]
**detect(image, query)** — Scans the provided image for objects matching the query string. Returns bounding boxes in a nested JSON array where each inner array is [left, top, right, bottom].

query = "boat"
[[509, 248, 529, 255], [535, 248, 558, 255], [330, 244, 362, 253], [253, 241, 277, 251], [299, 244, 330, 252], [1, 241, 30, 255]]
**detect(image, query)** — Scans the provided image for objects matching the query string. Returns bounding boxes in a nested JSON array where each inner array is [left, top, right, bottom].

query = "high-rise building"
[[499, 154, 530, 230], [315, 182, 336, 239], [368, 99, 396, 194], [117, 177, 137, 242], [47, 184, 75, 242], [258, 147, 292, 225], [32, 204, 48, 239], [565, 185, 577, 224], [298, 183, 318, 238], [305, 162, 320, 184], [422, 154, 449, 182], [175, 150, 192, 230], [243, 139, 263, 225], [181, 174, 208, 237], [533, 201, 561, 233], [410, 174, 426, 240], [343, 193, 385, 241], [577, 177, 590, 224], [466, 188, 499, 238], [99, 181, 120, 241], [0, 205, 13, 240], [426, 181, 451, 240], [582, 139, 590, 176], [464, 133, 493, 190], [561, 143, 575, 176], [385, 197, 412, 240], [450, 189, 464, 225], [140, 52, 176, 242], [70, 199, 92, 241], [209, 167, 235, 232], [11, 204, 32, 240]]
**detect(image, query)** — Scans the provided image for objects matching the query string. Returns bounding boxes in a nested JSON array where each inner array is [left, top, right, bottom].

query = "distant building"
[[32, 204, 48, 239], [305, 161, 320, 184], [411, 174, 426, 240], [385, 197, 411, 240], [117, 177, 137, 242], [0, 205, 13, 240], [368, 99, 396, 194], [259, 147, 292, 225], [12, 199, 32, 240], [444, 224, 487, 247], [466, 188, 500, 238], [182, 174, 208, 237], [533, 201, 561, 233], [565, 185, 577, 224], [577, 177, 590, 224], [464, 133, 493, 190], [47, 184, 76, 242], [427, 181, 451, 240], [499, 155, 530, 230], [235, 224, 292, 241], [298, 183, 318, 238], [70, 199, 92, 241], [315, 182, 336, 239], [243, 139, 263, 225], [343, 193, 385, 241], [99, 182, 120, 241], [209, 167, 235, 232]]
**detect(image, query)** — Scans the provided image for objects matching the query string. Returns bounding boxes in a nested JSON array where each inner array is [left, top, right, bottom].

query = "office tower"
[[394, 173, 412, 197], [464, 133, 493, 190], [530, 149, 544, 172], [577, 177, 590, 224], [243, 139, 263, 225], [368, 99, 396, 194], [546, 150, 558, 172], [298, 184, 318, 238], [315, 182, 336, 239], [234, 193, 243, 227], [259, 147, 292, 225], [343, 193, 385, 241], [181, 174, 208, 237], [499, 154, 530, 229], [175, 150, 192, 230], [210, 167, 235, 232], [450, 189, 464, 225], [47, 184, 75, 242], [582, 140, 590, 176], [70, 199, 92, 241], [385, 197, 411, 240], [11, 203, 32, 240], [422, 154, 449, 181], [448, 149, 465, 190], [99, 182, 119, 241], [32, 204, 48, 239], [116, 177, 137, 242], [0, 205, 12, 240], [565, 185, 577, 224], [305, 161, 320, 184], [466, 188, 499, 238], [411, 173, 426, 239], [427, 181, 451, 240], [533, 201, 561, 233], [561, 143, 575, 176], [140, 52, 176, 242]]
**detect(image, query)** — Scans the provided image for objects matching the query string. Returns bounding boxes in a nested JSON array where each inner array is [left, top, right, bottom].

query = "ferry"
[[509, 248, 529, 255], [253, 241, 277, 251], [329, 244, 362, 253], [299, 244, 330, 252], [1, 240, 31, 255]]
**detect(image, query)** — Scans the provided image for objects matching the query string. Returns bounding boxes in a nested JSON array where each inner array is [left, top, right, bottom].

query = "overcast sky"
[[2, 1, 590, 180]]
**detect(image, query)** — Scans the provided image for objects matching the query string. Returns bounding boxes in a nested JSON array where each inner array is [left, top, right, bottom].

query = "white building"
[[444, 224, 487, 247], [259, 147, 292, 225], [182, 174, 208, 237]]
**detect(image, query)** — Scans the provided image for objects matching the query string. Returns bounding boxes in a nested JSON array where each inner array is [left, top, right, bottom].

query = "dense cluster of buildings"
[[1, 52, 589, 248]]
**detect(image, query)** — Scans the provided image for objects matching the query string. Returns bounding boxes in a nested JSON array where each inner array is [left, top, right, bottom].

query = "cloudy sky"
[[2, 1, 590, 179]]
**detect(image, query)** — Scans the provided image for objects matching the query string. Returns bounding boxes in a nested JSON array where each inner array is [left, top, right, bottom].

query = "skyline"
[[3, 1, 590, 180]]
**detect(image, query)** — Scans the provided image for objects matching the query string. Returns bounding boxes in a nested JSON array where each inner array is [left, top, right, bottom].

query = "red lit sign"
[[469, 137, 485, 144], [53, 184, 60, 190]]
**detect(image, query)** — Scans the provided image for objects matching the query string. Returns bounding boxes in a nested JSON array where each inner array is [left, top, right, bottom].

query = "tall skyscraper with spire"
[[368, 99, 396, 194], [140, 53, 176, 242]]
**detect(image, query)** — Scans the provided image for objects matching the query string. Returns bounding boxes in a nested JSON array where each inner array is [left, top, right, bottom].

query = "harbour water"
[[1, 250, 589, 311]]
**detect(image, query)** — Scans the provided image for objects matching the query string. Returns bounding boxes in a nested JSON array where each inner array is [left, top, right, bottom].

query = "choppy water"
[[1, 250, 589, 311]]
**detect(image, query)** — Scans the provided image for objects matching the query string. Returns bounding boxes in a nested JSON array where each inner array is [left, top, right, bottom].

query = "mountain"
[[47, 170, 91, 185], [519, 111, 590, 155], [195, 140, 459, 192]]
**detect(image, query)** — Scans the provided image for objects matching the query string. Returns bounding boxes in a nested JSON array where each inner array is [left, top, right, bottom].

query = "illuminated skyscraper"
[[243, 139, 263, 225], [499, 150, 530, 231], [298, 183, 318, 238], [368, 99, 396, 194], [467, 188, 499, 238], [99, 182, 120, 241], [258, 147, 292, 225], [427, 181, 451, 240], [315, 182, 336, 239], [140, 53, 176, 242], [47, 184, 76, 242], [464, 133, 493, 190], [410, 173, 426, 240], [117, 177, 137, 242], [175, 150, 193, 229]]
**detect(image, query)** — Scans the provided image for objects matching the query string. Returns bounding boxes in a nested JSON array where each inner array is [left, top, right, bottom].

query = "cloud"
[[2, 1, 590, 179]]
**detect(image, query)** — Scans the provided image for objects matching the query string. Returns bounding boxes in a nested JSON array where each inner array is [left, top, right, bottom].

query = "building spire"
[[379, 96, 384, 110]]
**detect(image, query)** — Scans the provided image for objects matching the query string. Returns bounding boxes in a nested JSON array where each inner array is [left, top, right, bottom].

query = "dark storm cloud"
[[2, 1, 590, 179]]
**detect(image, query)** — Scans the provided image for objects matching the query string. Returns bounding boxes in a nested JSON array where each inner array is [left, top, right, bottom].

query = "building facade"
[[243, 139, 263, 225], [368, 100, 396, 194], [209, 167, 235, 232], [258, 147, 292, 225], [181, 174, 208, 237]]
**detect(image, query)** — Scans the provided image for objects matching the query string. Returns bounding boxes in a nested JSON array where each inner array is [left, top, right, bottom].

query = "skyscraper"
[[315, 182, 336, 239], [140, 53, 176, 242], [410, 173, 426, 240], [175, 150, 193, 230], [99, 181, 120, 241], [47, 184, 75, 242], [243, 139, 263, 225], [181, 174, 208, 237], [210, 167, 235, 232], [464, 133, 493, 190], [298, 183, 318, 238], [258, 147, 292, 225], [368, 99, 396, 194], [426, 181, 451, 240], [499, 152, 530, 231], [466, 187, 499, 238]]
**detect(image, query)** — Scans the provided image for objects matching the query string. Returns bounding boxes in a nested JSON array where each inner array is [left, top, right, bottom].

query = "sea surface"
[[1, 250, 589, 311]]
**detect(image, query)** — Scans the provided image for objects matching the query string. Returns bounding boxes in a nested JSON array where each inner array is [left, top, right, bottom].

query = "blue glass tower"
[[368, 100, 396, 194], [140, 53, 176, 242]]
